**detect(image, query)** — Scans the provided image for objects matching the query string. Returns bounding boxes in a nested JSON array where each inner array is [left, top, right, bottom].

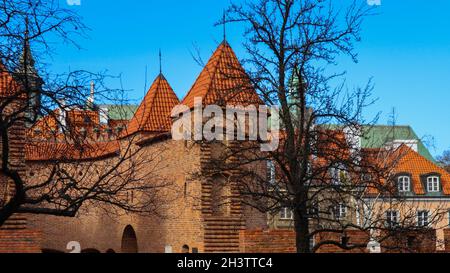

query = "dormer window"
[[398, 176, 411, 193], [427, 176, 440, 192]]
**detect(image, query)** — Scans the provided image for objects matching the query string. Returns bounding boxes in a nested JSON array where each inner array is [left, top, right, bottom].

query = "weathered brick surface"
[[239, 229, 296, 253], [380, 230, 437, 253], [315, 231, 370, 253], [27, 138, 206, 253], [0, 228, 41, 253], [240, 229, 441, 253]]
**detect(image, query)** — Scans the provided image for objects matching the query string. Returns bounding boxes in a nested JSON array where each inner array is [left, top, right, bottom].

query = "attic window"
[[427, 176, 440, 193], [398, 176, 411, 193]]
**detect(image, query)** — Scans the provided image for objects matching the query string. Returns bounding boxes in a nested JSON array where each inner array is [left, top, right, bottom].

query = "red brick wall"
[[315, 231, 370, 253], [239, 229, 296, 253], [240, 229, 442, 253], [444, 229, 450, 252], [380, 230, 436, 253], [0, 229, 41, 253]]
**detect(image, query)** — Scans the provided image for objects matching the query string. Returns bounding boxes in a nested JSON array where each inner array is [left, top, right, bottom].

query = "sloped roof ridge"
[[181, 42, 226, 106]]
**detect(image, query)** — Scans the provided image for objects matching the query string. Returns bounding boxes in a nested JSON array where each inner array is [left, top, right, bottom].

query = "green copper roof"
[[320, 124, 435, 162], [99, 104, 138, 121], [361, 125, 434, 162]]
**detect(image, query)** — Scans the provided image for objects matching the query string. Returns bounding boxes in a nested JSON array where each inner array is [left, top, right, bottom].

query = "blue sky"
[[50, 0, 450, 157]]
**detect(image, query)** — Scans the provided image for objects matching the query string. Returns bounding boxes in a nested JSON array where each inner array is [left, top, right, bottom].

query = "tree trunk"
[[295, 191, 311, 253]]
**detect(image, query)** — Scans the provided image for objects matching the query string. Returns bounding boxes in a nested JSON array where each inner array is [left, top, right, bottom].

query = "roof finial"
[[159, 49, 162, 75], [223, 10, 227, 42]]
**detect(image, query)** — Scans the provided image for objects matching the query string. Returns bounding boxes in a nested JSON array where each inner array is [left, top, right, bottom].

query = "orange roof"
[[122, 74, 179, 138], [363, 145, 450, 196], [179, 41, 263, 110], [66, 110, 100, 127], [393, 146, 450, 195], [27, 109, 60, 138], [0, 63, 22, 98], [25, 141, 120, 162]]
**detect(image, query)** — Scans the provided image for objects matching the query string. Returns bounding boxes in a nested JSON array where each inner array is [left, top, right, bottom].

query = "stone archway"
[[121, 225, 138, 253]]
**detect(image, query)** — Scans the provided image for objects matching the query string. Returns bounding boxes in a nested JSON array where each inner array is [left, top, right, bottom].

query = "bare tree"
[[197, 0, 450, 253], [437, 150, 450, 173], [0, 0, 171, 227]]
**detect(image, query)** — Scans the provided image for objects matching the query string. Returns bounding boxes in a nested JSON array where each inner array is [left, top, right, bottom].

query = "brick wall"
[[0, 229, 41, 253], [381, 230, 437, 253], [444, 229, 450, 251], [315, 231, 370, 253], [240, 229, 440, 253], [239, 229, 296, 253]]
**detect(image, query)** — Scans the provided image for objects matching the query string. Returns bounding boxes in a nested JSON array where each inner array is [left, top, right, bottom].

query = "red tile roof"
[[25, 141, 120, 162], [0, 63, 22, 98], [364, 145, 450, 196], [394, 145, 450, 195], [179, 41, 263, 110], [122, 74, 179, 137]]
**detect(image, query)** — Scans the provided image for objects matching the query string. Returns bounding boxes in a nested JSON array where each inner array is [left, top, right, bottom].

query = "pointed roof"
[[180, 41, 263, 109], [15, 28, 43, 89], [122, 74, 179, 137]]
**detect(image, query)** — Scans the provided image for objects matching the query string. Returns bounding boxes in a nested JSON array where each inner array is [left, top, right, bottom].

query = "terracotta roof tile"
[[394, 146, 450, 195], [179, 41, 263, 110], [25, 141, 120, 161], [122, 74, 179, 137], [0, 63, 22, 98], [364, 145, 450, 196]]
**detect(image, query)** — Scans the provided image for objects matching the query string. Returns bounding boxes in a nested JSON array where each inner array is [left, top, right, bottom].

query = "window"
[[331, 167, 348, 186], [398, 176, 411, 193], [308, 201, 319, 218], [386, 211, 399, 228], [448, 210, 450, 227], [334, 204, 347, 220], [309, 237, 315, 252], [267, 160, 276, 185], [417, 211, 429, 227], [280, 207, 294, 220], [427, 176, 440, 192]]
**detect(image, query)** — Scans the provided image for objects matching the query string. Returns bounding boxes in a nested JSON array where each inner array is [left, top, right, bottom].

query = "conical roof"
[[181, 41, 263, 109], [123, 74, 179, 137]]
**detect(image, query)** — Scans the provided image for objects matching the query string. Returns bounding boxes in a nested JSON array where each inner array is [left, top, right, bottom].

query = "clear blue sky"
[[50, 0, 450, 157]]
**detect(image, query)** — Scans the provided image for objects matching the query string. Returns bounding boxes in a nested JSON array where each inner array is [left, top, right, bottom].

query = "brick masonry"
[[239, 229, 450, 253], [0, 229, 41, 253]]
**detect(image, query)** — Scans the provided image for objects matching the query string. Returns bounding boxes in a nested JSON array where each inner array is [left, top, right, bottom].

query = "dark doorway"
[[121, 225, 138, 253]]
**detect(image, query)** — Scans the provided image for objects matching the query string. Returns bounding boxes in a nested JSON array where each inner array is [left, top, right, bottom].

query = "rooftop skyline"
[[48, 0, 450, 157]]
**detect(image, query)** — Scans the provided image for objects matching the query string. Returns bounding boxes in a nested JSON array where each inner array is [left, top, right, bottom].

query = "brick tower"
[[180, 41, 264, 252], [0, 45, 41, 252]]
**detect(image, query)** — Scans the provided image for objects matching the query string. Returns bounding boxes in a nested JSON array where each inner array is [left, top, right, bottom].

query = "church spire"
[[16, 18, 44, 127], [20, 18, 36, 70]]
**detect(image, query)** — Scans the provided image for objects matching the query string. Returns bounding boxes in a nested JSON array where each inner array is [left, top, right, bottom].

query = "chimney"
[[99, 106, 109, 125], [58, 99, 67, 133]]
